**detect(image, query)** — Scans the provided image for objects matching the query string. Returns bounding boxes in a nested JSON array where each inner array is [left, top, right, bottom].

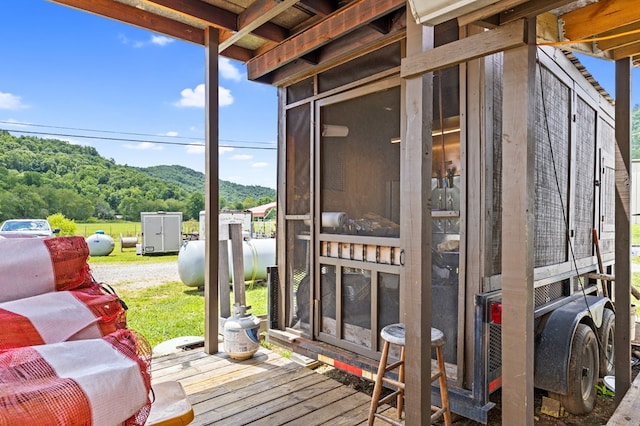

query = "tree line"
[[0, 131, 275, 222]]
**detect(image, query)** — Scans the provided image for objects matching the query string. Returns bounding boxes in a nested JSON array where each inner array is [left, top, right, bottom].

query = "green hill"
[[0, 130, 275, 221]]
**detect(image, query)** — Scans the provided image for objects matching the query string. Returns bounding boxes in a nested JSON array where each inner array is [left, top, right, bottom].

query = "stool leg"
[[436, 346, 452, 426], [368, 340, 390, 425], [397, 345, 405, 420]]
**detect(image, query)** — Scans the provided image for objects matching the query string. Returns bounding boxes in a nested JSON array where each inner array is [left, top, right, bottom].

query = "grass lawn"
[[118, 281, 268, 348]]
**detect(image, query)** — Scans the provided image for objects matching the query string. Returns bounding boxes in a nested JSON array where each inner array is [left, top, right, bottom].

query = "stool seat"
[[380, 323, 406, 345], [380, 323, 446, 348], [368, 323, 451, 426]]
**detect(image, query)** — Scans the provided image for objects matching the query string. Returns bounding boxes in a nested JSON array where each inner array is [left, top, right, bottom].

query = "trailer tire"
[[560, 324, 598, 414], [597, 308, 615, 377]]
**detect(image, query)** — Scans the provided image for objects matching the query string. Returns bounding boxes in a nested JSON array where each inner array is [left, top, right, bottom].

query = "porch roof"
[[51, 0, 640, 86]]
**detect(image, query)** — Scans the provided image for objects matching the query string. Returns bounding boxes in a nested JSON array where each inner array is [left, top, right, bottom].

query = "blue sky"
[[1, 2, 639, 193], [0, 0, 278, 188]]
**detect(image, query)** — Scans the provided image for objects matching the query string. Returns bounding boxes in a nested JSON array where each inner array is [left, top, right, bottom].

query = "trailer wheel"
[[597, 308, 615, 377], [560, 324, 598, 414]]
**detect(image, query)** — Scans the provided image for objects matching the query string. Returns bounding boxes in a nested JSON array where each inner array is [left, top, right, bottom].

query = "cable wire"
[[3, 129, 277, 151]]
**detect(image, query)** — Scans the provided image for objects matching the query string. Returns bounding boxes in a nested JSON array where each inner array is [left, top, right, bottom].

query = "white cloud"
[[231, 154, 252, 160], [219, 58, 242, 82], [159, 131, 179, 137], [186, 143, 205, 154], [118, 34, 130, 45], [252, 162, 268, 168], [151, 35, 174, 46], [175, 84, 204, 108], [0, 92, 27, 110], [219, 87, 233, 106], [124, 142, 163, 151], [219, 146, 234, 154], [119, 33, 174, 48], [174, 84, 234, 108]]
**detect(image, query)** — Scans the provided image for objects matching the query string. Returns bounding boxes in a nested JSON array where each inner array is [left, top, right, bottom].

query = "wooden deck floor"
[[151, 346, 399, 426]]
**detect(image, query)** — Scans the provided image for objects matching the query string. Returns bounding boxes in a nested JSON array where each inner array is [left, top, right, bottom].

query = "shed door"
[[162, 215, 182, 252], [314, 84, 402, 357]]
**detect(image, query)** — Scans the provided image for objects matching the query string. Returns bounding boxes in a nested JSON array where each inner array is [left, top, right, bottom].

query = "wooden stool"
[[367, 324, 451, 426]]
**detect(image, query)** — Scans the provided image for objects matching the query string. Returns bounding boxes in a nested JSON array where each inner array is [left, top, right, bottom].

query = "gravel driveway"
[[88, 261, 181, 290]]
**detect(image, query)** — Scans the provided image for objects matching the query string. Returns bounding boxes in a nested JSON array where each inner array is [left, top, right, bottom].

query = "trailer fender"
[[534, 295, 612, 394]]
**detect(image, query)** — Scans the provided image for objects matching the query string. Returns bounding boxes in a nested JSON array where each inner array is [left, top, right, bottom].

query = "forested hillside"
[[633, 105, 640, 159], [0, 131, 275, 222]]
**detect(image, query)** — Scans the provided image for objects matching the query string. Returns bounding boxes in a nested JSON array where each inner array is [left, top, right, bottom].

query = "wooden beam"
[[51, 0, 205, 45], [220, 44, 256, 63], [247, 0, 404, 80], [145, 0, 288, 48], [614, 57, 632, 404], [402, 13, 433, 426], [499, 0, 576, 24], [401, 19, 527, 79], [296, 0, 337, 17], [262, 22, 404, 86], [500, 17, 536, 426], [561, 0, 640, 41], [458, 0, 527, 27], [597, 21, 640, 51], [612, 41, 640, 60], [219, 0, 299, 52], [144, 0, 236, 30], [204, 27, 220, 355]]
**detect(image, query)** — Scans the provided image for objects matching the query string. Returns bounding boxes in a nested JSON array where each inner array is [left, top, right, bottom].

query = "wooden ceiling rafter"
[[612, 40, 640, 60], [259, 14, 406, 86], [295, 0, 338, 17], [144, 0, 289, 51], [560, 0, 640, 41], [220, 0, 299, 52], [498, 0, 577, 24], [144, 0, 236, 31], [246, 0, 405, 80], [596, 21, 640, 51]]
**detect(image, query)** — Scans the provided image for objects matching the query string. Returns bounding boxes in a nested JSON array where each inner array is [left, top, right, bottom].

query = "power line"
[[4, 129, 277, 151], [0, 120, 276, 145]]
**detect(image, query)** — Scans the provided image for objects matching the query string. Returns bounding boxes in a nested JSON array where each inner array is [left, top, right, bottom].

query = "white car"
[[0, 219, 60, 238]]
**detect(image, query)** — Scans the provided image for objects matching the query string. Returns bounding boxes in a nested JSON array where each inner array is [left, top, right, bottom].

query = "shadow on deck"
[[151, 346, 399, 425]]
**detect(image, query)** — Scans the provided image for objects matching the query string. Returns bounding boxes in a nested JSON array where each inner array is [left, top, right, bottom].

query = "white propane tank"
[[230, 238, 276, 282], [177, 240, 205, 287], [85, 230, 115, 256], [223, 304, 261, 360], [177, 238, 276, 287]]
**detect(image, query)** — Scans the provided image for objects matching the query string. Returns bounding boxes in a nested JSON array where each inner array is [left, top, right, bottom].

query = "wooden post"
[[500, 18, 535, 425], [276, 86, 287, 330], [204, 27, 220, 355], [219, 239, 231, 318], [401, 14, 433, 426], [614, 57, 632, 403], [229, 223, 246, 306]]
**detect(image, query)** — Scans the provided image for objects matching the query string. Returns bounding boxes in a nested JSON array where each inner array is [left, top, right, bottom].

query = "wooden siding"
[[151, 347, 398, 425]]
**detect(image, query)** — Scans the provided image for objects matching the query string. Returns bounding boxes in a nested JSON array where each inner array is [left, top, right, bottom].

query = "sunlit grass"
[[117, 281, 268, 348]]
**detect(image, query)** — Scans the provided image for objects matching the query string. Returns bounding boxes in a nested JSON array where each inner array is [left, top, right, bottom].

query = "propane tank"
[[223, 303, 261, 360], [85, 230, 115, 256]]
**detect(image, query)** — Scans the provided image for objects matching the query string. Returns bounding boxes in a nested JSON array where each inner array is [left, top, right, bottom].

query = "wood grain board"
[[151, 347, 396, 425]]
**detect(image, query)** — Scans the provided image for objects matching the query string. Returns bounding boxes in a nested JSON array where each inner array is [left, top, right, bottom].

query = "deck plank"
[[247, 382, 360, 425], [278, 387, 371, 426], [196, 374, 338, 424], [607, 372, 640, 425], [150, 347, 382, 425]]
